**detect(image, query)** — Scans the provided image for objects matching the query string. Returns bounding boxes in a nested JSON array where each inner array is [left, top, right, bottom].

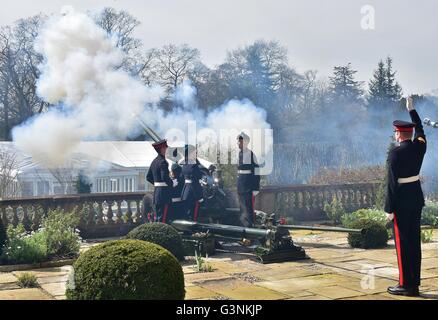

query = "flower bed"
[[0, 209, 82, 267]]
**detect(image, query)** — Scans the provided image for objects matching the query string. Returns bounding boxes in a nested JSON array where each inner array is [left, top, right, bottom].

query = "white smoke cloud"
[[12, 7, 163, 166], [12, 7, 272, 169]]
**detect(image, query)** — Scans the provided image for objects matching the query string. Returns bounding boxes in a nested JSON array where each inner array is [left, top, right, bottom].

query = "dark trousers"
[[184, 200, 201, 222], [169, 201, 185, 222], [154, 203, 170, 223], [238, 192, 255, 227], [393, 208, 422, 288]]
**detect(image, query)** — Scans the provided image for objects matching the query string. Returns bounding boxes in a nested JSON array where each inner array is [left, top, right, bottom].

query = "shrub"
[[17, 272, 39, 288], [0, 210, 81, 265], [1, 224, 48, 264], [0, 218, 6, 256], [347, 219, 388, 249], [324, 197, 345, 225], [421, 201, 438, 226], [66, 239, 185, 300], [341, 208, 387, 228], [421, 229, 434, 243], [41, 209, 81, 258], [126, 222, 185, 261]]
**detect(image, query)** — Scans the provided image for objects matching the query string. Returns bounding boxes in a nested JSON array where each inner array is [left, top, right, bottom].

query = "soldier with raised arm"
[[386, 96, 427, 297]]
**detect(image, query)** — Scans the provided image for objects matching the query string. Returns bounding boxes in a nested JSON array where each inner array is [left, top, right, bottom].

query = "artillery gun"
[[137, 117, 363, 263], [171, 212, 363, 263]]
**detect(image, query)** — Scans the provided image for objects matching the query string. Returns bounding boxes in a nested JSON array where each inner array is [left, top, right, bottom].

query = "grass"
[[16, 272, 39, 288]]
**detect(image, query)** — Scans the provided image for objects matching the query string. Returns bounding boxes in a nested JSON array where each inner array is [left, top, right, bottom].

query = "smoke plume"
[[12, 7, 272, 169]]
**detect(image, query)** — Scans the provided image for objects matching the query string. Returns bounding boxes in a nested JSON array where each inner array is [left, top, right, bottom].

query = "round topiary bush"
[[66, 239, 185, 300], [126, 222, 185, 261], [347, 220, 389, 249]]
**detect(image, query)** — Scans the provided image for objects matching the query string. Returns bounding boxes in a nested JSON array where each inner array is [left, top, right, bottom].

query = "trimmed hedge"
[[66, 239, 185, 300], [126, 223, 185, 261], [347, 220, 388, 249]]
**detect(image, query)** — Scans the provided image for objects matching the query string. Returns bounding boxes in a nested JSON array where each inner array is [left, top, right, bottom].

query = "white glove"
[[198, 198, 204, 203], [172, 179, 178, 187], [387, 213, 394, 221], [406, 97, 414, 111], [252, 190, 260, 196]]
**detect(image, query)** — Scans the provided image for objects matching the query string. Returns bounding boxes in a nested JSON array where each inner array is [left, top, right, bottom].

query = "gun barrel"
[[134, 115, 162, 142], [171, 220, 272, 240], [279, 224, 363, 234], [424, 118, 438, 128]]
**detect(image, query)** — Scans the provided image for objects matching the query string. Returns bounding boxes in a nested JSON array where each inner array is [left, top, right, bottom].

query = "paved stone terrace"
[[1, 230, 438, 300]]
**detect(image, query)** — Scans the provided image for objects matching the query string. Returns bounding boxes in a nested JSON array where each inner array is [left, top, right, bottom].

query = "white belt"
[[238, 170, 252, 174], [184, 179, 202, 184], [172, 197, 182, 202], [398, 175, 420, 184], [154, 182, 168, 187]]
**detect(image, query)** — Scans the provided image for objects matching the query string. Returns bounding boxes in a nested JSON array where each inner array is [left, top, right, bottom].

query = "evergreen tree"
[[75, 173, 92, 194], [329, 63, 363, 106], [376, 139, 396, 210], [368, 60, 387, 107], [367, 56, 403, 110], [385, 56, 402, 102]]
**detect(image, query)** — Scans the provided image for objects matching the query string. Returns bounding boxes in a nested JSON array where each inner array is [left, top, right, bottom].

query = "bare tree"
[[93, 7, 146, 75], [0, 15, 48, 140], [154, 44, 201, 92], [0, 147, 21, 198]]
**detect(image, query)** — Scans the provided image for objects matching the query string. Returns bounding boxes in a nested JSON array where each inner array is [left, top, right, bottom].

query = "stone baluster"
[[115, 201, 123, 224], [86, 203, 95, 226], [22, 206, 32, 231], [1, 206, 8, 228], [31, 206, 41, 231], [96, 201, 104, 225], [135, 200, 141, 220], [12, 206, 19, 227], [106, 200, 114, 224], [126, 201, 133, 224]]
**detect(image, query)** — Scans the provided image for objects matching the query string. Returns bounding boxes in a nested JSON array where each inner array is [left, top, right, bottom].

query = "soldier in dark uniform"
[[146, 139, 173, 223], [181, 145, 204, 221], [386, 97, 427, 297], [237, 132, 260, 228], [168, 163, 185, 222]]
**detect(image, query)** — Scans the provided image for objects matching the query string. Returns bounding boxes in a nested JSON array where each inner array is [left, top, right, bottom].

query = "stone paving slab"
[[1, 230, 437, 300], [307, 285, 367, 299], [185, 286, 218, 300], [209, 284, 289, 300], [0, 273, 18, 284], [0, 288, 52, 300], [13, 266, 71, 278], [40, 282, 67, 297]]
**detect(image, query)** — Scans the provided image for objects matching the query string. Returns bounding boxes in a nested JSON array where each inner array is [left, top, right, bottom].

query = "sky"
[[1, 0, 437, 95]]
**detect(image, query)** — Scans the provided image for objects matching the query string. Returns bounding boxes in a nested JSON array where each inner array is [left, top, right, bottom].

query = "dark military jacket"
[[146, 154, 172, 205], [181, 163, 204, 202], [385, 110, 427, 213], [171, 175, 185, 202], [237, 149, 261, 194]]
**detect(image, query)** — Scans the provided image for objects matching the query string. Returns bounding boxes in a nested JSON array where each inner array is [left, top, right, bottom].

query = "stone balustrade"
[[254, 182, 379, 221], [0, 192, 153, 238], [0, 183, 380, 238]]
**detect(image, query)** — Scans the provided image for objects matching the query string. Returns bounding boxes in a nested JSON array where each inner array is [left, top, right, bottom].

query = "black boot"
[[387, 285, 420, 297]]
